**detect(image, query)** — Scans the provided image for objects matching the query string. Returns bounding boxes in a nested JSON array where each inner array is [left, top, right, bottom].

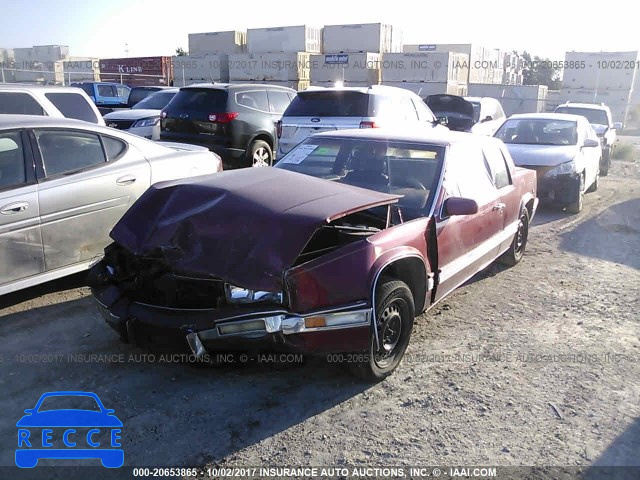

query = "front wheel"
[[499, 207, 529, 266], [349, 280, 415, 381], [248, 140, 273, 167], [566, 173, 584, 214]]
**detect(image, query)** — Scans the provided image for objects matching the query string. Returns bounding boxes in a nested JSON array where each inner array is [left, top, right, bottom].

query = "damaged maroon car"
[[90, 128, 538, 379]]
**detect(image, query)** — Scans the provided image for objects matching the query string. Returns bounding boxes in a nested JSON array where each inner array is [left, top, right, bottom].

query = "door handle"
[[116, 175, 136, 186], [1, 201, 29, 215], [492, 203, 506, 212]]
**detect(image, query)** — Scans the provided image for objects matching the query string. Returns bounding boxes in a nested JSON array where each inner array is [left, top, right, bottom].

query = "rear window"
[[284, 91, 370, 117], [128, 88, 159, 106], [134, 91, 176, 110], [45, 92, 99, 123], [74, 84, 94, 96], [168, 89, 228, 112], [0, 92, 45, 115], [555, 106, 609, 126]]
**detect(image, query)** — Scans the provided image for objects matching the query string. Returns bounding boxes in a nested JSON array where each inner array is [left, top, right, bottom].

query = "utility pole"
[[125, 43, 129, 58]]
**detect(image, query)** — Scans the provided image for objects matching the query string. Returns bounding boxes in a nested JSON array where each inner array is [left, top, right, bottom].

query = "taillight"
[[359, 121, 378, 128], [276, 120, 283, 138], [209, 112, 239, 123]]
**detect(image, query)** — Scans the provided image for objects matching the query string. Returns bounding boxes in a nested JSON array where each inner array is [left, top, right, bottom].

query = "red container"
[[99, 56, 174, 87]]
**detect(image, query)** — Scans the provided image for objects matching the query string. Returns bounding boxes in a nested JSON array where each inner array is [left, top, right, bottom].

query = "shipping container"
[[467, 84, 548, 116], [310, 52, 381, 84], [232, 79, 310, 91], [99, 56, 173, 87], [322, 23, 401, 54], [382, 81, 467, 96], [14, 60, 64, 85], [246, 26, 321, 54], [13, 45, 69, 64], [188, 31, 246, 55], [563, 51, 639, 91], [381, 52, 469, 83], [172, 54, 230, 85], [229, 52, 311, 82], [62, 57, 100, 83]]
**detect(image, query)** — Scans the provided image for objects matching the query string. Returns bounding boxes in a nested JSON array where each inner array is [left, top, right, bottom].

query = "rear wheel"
[[601, 148, 611, 176], [349, 280, 414, 381], [566, 173, 584, 214], [499, 207, 529, 266], [248, 140, 272, 167]]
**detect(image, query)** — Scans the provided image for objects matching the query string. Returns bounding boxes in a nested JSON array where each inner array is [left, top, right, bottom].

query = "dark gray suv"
[[160, 83, 296, 168]]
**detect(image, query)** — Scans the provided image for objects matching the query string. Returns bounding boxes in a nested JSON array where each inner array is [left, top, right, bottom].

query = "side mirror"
[[583, 139, 599, 148], [482, 115, 493, 123], [613, 122, 623, 130], [443, 197, 479, 217]]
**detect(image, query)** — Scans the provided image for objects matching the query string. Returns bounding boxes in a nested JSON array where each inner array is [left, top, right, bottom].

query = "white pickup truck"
[[555, 102, 623, 176]]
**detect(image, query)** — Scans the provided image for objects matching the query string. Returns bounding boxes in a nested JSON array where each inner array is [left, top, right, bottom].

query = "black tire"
[[499, 207, 530, 266], [349, 280, 415, 381], [566, 173, 584, 214], [587, 171, 599, 193], [601, 149, 610, 176], [247, 140, 273, 167]]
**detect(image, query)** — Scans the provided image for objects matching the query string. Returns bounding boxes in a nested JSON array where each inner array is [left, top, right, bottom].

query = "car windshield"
[[275, 137, 445, 219], [134, 91, 176, 110], [284, 91, 370, 116], [555, 106, 608, 125], [495, 118, 578, 146], [38, 395, 101, 412]]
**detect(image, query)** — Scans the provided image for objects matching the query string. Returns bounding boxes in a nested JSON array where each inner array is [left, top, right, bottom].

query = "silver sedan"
[[0, 115, 222, 295]]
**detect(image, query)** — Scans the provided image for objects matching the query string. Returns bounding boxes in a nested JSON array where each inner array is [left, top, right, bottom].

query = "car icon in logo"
[[16, 391, 123, 468]]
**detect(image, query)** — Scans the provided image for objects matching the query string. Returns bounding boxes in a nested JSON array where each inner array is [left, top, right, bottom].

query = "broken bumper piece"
[[92, 284, 371, 355]]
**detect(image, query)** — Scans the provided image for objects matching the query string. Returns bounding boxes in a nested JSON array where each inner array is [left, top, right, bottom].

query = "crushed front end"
[[89, 243, 372, 357]]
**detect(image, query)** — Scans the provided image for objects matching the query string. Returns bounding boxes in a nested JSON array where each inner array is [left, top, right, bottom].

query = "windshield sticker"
[[280, 144, 319, 164]]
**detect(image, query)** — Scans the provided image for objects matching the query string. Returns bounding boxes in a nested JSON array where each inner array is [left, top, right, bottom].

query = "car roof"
[[506, 112, 582, 122], [182, 83, 296, 91], [302, 85, 416, 96], [557, 102, 609, 111], [310, 126, 498, 147], [0, 84, 84, 92], [0, 114, 134, 134]]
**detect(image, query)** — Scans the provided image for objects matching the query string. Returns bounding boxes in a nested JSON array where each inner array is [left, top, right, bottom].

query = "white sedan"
[[0, 114, 222, 295], [495, 113, 601, 214]]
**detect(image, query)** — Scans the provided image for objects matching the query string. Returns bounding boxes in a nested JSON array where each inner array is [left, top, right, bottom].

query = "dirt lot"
[[1, 150, 639, 479]]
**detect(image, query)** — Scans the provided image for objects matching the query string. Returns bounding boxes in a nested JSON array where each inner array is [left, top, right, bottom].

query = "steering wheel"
[[395, 177, 427, 190]]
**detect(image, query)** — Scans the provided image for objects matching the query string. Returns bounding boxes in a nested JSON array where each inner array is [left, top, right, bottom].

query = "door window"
[[97, 85, 117, 97], [0, 92, 45, 115], [483, 143, 512, 189], [35, 130, 107, 177], [267, 90, 293, 114], [0, 132, 27, 189], [44, 92, 99, 123], [446, 142, 496, 206], [236, 90, 269, 112]]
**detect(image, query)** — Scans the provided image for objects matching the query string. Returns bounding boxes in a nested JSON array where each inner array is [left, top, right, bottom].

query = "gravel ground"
[[1, 152, 638, 480]]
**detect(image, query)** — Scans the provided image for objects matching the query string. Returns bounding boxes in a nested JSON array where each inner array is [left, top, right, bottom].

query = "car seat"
[[343, 145, 389, 187]]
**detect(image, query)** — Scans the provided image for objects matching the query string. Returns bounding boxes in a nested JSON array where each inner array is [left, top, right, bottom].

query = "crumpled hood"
[[110, 167, 399, 291], [504, 144, 579, 167]]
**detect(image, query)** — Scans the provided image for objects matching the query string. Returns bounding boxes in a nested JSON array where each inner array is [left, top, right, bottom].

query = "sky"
[[1, 0, 638, 60]]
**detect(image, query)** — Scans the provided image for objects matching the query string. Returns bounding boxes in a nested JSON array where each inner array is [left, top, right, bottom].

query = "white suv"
[[554, 102, 622, 176], [0, 84, 105, 126], [276, 85, 445, 157]]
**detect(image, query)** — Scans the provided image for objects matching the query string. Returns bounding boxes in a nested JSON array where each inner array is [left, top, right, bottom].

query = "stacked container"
[[467, 84, 548, 116], [309, 52, 381, 87], [380, 52, 469, 96], [172, 54, 230, 86], [62, 57, 100, 83], [188, 31, 246, 55], [321, 23, 402, 54], [229, 25, 320, 91]]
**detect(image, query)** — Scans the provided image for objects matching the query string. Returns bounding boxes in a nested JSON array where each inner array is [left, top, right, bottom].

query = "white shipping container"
[[63, 57, 100, 83], [310, 52, 381, 84], [563, 51, 638, 91], [229, 52, 311, 81], [233, 79, 310, 91], [322, 23, 401, 54], [188, 31, 246, 55], [383, 81, 467, 96], [172, 54, 230, 85], [246, 26, 321, 54], [381, 52, 469, 83]]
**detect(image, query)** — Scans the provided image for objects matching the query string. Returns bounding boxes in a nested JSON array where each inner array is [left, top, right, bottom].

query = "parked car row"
[[0, 82, 620, 380]]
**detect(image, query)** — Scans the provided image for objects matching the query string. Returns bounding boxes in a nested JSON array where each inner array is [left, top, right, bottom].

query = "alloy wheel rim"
[[252, 147, 270, 167]]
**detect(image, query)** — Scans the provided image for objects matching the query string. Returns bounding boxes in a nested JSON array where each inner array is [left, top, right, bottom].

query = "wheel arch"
[[371, 254, 429, 319]]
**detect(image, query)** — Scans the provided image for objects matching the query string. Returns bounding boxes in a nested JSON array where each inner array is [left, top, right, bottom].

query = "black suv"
[[160, 83, 296, 168]]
